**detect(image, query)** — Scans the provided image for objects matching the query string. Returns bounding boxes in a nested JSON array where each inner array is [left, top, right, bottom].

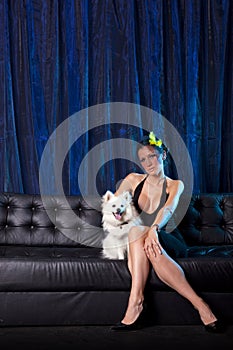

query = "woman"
[[111, 131, 222, 332]]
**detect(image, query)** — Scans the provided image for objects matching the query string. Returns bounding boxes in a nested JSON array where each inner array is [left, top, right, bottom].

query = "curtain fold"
[[1, 0, 232, 195]]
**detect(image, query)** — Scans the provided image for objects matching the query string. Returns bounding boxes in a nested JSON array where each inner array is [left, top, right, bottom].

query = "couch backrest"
[[0, 193, 104, 247], [177, 193, 233, 246], [1, 192, 233, 248]]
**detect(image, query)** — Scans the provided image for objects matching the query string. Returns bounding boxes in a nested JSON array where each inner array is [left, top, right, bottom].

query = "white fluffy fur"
[[101, 190, 142, 259]]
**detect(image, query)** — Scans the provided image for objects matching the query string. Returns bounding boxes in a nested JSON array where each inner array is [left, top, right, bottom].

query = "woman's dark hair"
[[136, 131, 169, 155]]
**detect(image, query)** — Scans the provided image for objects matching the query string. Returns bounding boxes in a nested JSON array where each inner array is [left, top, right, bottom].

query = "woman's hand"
[[144, 227, 163, 258]]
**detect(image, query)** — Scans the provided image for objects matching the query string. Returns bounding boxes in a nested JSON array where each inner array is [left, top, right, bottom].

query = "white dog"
[[101, 190, 142, 259]]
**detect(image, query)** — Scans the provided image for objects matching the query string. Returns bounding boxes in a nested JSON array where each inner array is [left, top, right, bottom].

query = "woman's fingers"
[[144, 239, 163, 258], [144, 242, 154, 258], [152, 239, 163, 255]]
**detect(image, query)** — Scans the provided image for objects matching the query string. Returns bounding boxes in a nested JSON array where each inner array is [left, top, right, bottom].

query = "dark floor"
[[0, 325, 233, 350]]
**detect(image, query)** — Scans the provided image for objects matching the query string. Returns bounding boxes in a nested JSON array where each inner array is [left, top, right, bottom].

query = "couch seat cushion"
[[0, 246, 130, 292], [0, 246, 233, 292], [0, 246, 233, 293]]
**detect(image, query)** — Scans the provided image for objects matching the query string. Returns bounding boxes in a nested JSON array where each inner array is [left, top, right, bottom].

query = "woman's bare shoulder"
[[115, 173, 146, 195], [127, 173, 147, 193], [126, 172, 146, 183], [166, 177, 184, 194]]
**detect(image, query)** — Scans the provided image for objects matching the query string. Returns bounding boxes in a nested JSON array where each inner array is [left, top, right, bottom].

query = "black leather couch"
[[0, 192, 233, 326]]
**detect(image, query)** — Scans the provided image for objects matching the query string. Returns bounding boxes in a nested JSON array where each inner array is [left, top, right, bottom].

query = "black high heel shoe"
[[111, 303, 147, 331], [204, 319, 226, 333]]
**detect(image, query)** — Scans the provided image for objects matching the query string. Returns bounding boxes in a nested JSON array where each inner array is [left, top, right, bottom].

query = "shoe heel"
[[204, 319, 226, 333]]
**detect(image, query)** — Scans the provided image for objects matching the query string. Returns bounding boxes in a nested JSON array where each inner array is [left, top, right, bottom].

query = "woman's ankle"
[[192, 297, 205, 310], [128, 295, 144, 308]]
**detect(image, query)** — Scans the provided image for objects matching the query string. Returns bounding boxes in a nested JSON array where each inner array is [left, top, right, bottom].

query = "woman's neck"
[[146, 171, 165, 185]]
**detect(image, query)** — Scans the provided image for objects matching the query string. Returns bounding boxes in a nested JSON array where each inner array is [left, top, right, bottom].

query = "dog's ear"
[[102, 190, 114, 202], [122, 191, 132, 203]]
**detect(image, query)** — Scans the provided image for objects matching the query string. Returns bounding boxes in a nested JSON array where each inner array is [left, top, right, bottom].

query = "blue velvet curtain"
[[1, 0, 232, 195]]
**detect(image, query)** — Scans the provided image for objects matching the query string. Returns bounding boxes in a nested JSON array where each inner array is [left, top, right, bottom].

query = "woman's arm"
[[151, 179, 184, 230]]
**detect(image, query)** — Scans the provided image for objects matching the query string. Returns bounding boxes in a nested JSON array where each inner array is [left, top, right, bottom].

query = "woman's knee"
[[128, 226, 149, 245]]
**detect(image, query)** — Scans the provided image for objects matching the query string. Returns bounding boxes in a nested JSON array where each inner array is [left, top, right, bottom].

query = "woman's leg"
[[121, 226, 150, 325], [146, 247, 217, 325]]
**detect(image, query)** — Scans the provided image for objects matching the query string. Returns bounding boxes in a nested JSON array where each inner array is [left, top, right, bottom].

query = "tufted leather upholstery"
[[176, 194, 233, 260], [1, 192, 233, 256], [0, 193, 103, 247], [0, 192, 233, 325]]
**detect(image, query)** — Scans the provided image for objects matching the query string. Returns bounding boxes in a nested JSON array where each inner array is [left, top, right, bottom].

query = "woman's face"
[[138, 145, 165, 175]]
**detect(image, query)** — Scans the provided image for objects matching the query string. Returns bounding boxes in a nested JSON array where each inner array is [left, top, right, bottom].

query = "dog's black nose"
[[116, 208, 121, 214]]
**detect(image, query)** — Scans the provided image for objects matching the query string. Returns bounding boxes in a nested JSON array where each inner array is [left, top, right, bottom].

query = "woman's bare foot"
[[121, 298, 144, 325], [197, 300, 217, 326]]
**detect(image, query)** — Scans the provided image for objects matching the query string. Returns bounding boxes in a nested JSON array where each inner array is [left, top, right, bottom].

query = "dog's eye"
[[121, 205, 124, 207], [112, 204, 116, 207]]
